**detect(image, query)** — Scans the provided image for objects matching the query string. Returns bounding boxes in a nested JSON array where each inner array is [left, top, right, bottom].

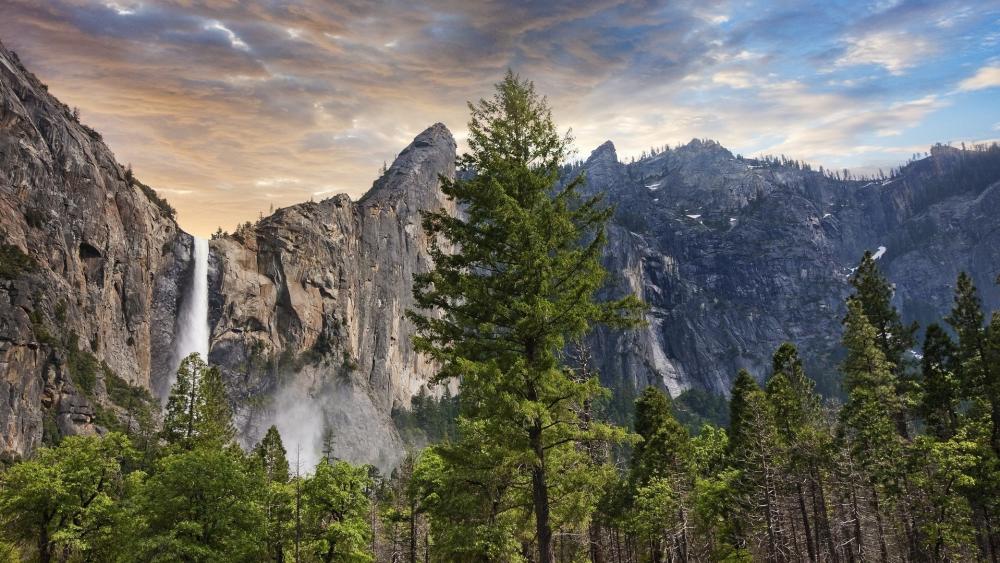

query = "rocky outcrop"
[[207, 124, 456, 469], [0, 40, 188, 461], [578, 140, 1000, 397]]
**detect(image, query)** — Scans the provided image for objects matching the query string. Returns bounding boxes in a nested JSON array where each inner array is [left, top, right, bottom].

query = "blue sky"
[[1, 0, 998, 235]]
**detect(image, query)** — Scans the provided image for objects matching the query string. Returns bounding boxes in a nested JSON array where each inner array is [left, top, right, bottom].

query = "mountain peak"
[[358, 123, 456, 207], [587, 140, 619, 164]]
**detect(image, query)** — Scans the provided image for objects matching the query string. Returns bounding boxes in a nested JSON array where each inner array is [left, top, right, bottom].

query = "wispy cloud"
[[0, 0, 997, 235], [959, 64, 1000, 91]]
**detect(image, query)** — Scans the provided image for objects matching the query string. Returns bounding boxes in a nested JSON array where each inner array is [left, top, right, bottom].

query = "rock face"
[[207, 124, 456, 469], [576, 140, 1000, 397], [0, 41, 188, 461]]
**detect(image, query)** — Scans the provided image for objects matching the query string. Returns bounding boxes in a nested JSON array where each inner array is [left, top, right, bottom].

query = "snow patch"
[[822, 213, 831, 218], [686, 214, 701, 219], [646, 182, 661, 190], [872, 245, 887, 260]]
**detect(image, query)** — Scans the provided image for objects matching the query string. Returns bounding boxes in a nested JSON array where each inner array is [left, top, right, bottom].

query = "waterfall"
[[174, 236, 210, 368]]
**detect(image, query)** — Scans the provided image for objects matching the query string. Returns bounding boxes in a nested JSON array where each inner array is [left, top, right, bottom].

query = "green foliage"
[[64, 332, 102, 397], [919, 324, 960, 439], [161, 353, 235, 450], [391, 386, 459, 446], [407, 71, 644, 560], [947, 271, 987, 398], [840, 298, 904, 484], [673, 387, 730, 432], [253, 427, 294, 562], [302, 459, 373, 562], [132, 177, 177, 219], [0, 433, 134, 562], [0, 243, 36, 280], [849, 251, 917, 369], [128, 447, 265, 562]]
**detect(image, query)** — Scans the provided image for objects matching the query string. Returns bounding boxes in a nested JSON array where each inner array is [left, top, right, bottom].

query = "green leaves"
[[408, 71, 644, 559], [161, 353, 235, 451], [302, 459, 373, 562], [0, 433, 135, 561]]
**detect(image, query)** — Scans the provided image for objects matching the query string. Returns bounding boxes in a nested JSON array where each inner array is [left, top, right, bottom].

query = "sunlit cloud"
[[0, 0, 996, 236], [958, 64, 1000, 91]]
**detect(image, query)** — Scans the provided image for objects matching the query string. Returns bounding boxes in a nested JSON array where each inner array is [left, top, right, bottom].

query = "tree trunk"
[[850, 482, 864, 562], [797, 482, 817, 562], [530, 418, 555, 563], [870, 487, 889, 563], [812, 472, 839, 563], [38, 525, 51, 563], [589, 519, 606, 563], [410, 504, 417, 563]]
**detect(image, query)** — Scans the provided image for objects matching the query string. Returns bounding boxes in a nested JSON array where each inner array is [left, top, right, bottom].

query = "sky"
[[1, 0, 999, 237]]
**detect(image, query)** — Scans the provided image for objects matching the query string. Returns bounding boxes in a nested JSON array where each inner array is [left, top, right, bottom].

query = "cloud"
[[0, 0, 994, 236], [834, 31, 936, 75], [959, 64, 1000, 91]]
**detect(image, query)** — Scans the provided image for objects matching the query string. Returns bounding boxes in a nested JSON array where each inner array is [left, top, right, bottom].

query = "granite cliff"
[[578, 139, 1000, 397], [0, 41, 190, 461]]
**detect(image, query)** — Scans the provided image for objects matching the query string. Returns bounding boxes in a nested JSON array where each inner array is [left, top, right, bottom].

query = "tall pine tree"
[[848, 252, 917, 438], [919, 324, 960, 439], [161, 353, 235, 450], [408, 71, 643, 562]]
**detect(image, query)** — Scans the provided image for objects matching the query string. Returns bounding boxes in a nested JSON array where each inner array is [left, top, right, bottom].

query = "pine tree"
[[197, 364, 235, 448], [627, 387, 694, 561], [161, 353, 234, 451], [729, 370, 787, 561], [256, 425, 291, 483], [161, 353, 202, 447], [947, 272, 986, 398], [408, 71, 643, 562], [919, 324, 960, 439], [728, 369, 759, 456], [985, 312, 1000, 455], [255, 426, 293, 562], [765, 343, 826, 563], [321, 423, 336, 463], [840, 299, 903, 482], [848, 252, 917, 437], [839, 299, 905, 562]]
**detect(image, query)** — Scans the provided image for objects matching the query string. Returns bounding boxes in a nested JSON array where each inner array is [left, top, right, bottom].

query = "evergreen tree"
[[840, 299, 903, 484], [322, 423, 337, 463], [408, 71, 643, 562], [986, 312, 1000, 455], [729, 370, 786, 561], [947, 272, 987, 398], [765, 343, 827, 563], [839, 299, 906, 561], [728, 369, 759, 456], [849, 252, 917, 438], [919, 324, 960, 439], [255, 426, 293, 562], [256, 425, 291, 483], [626, 387, 694, 561], [849, 251, 916, 367], [301, 459, 373, 562], [161, 353, 234, 450]]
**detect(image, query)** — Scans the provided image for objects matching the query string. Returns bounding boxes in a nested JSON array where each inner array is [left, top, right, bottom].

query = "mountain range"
[[2, 39, 999, 467]]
